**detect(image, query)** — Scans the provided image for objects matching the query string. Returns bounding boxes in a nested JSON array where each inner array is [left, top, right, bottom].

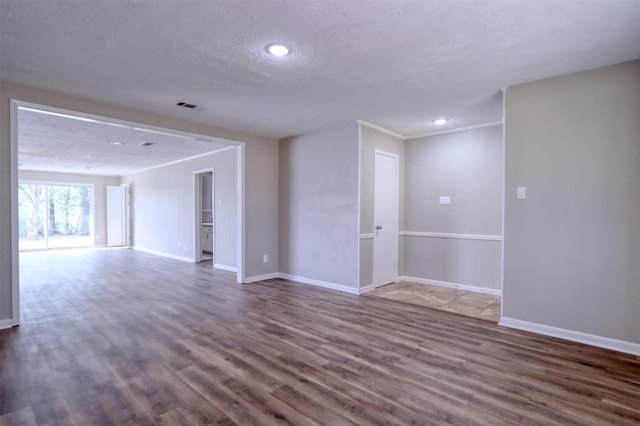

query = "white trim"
[[133, 246, 193, 263], [360, 233, 375, 239], [358, 120, 406, 140], [193, 168, 214, 264], [236, 145, 245, 283], [400, 231, 502, 241], [406, 121, 503, 140], [10, 100, 20, 326], [499, 317, 640, 356], [244, 272, 280, 283], [358, 283, 380, 294], [279, 273, 360, 295], [214, 263, 238, 273], [0, 319, 15, 330], [128, 145, 236, 177], [357, 121, 362, 291], [500, 87, 507, 320], [399, 276, 502, 296]]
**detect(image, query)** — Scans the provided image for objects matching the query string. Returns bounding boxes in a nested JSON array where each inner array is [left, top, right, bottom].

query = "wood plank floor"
[[1, 248, 639, 425]]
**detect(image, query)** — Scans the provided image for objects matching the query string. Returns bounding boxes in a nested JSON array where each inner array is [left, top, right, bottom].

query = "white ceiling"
[[2, 0, 640, 173], [17, 107, 229, 176]]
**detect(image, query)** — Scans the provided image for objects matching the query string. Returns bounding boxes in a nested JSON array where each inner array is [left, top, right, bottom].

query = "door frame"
[[372, 149, 400, 287], [193, 168, 214, 263]]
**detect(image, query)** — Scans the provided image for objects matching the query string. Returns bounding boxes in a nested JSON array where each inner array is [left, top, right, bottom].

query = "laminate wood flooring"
[[1, 248, 639, 425]]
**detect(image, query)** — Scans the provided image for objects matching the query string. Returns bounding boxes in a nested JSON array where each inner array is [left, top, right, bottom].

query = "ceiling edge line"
[[406, 120, 503, 140], [357, 120, 407, 140], [122, 145, 237, 178]]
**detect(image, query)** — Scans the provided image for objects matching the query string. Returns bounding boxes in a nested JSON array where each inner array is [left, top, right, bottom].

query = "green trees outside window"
[[18, 183, 93, 250]]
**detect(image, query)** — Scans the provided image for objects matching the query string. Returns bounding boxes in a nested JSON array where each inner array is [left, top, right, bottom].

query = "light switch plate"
[[439, 196, 451, 205], [517, 186, 526, 199]]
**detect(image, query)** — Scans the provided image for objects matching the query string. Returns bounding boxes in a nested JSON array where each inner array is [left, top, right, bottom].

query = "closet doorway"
[[194, 170, 214, 263]]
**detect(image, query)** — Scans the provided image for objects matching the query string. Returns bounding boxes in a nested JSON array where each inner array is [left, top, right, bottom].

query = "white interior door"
[[373, 150, 399, 287], [106, 185, 126, 247]]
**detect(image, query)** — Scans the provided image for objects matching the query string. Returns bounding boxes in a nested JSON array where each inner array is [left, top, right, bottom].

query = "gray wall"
[[403, 125, 503, 291], [279, 123, 360, 289], [0, 81, 279, 324], [18, 170, 120, 247], [504, 60, 640, 343], [122, 147, 238, 267], [359, 124, 405, 287]]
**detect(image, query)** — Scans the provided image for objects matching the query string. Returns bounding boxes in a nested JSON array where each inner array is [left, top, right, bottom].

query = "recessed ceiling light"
[[266, 43, 291, 56], [433, 118, 449, 125], [110, 141, 123, 145], [84, 155, 93, 159], [139, 142, 155, 147]]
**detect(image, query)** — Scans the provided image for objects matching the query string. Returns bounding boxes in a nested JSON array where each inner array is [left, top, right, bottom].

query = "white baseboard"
[[279, 273, 360, 295], [398, 276, 502, 296], [244, 272, 279, 283], [214, 263, 238, 273], [359, 283, 379, 294], [133, 246, 194, 263], [499, 317, 640, 356], [0, 319, 16, 330]]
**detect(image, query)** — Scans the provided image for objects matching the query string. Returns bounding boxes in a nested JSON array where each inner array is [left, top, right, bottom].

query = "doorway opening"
[[9, 99, 247, 328], [18, 181, 94, 251], [194, 170, 214, 263]]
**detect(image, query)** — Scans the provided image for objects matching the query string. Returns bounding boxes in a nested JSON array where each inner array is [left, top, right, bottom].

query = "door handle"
[[376, 225, 383, 230]]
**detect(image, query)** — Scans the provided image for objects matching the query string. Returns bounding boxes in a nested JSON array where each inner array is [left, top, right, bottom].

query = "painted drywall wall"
[[503, 60, 640, 344], [122, 147, 237, 267], [279, 123, 360, 289], [359, 124, 405, 288], [17, 170, 119, 247], [0, 81, 279, 324], [403, 125, 503, 291]]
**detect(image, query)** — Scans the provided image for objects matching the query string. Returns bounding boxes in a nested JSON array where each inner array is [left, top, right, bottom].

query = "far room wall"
[[402, 125, 503, 293], [121, 147, 238, 269], [17, 170, 120, 248]]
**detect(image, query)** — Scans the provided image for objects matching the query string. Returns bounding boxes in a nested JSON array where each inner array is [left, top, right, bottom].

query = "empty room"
[[1, 1, 639, 425]]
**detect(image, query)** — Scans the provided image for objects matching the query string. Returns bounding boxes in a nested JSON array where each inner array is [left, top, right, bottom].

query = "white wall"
[[122, 147, 237, 267], [503, 60, 640, 347], [18, 170, 119, 247], [279, 123, 360, 290], [0, 81, 279, 325], [403, 125, 503, 292], [359, 124, 405, 288]]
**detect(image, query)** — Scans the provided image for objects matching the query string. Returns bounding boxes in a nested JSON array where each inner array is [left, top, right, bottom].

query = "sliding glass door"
[[18, 182, 94, 250]]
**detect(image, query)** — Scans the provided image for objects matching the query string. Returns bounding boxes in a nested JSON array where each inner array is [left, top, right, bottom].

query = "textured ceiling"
[[2, 0, 640, 168], [18, 108, 229, 176]]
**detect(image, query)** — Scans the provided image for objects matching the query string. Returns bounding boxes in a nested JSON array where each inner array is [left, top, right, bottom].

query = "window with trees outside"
[[18, 182, 93, 250]]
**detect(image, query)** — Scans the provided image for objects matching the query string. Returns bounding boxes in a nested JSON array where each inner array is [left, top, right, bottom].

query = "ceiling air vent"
[[176, 101, 198, 109]]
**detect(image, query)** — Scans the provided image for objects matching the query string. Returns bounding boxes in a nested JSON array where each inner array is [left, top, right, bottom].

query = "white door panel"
[[107, 185, 126, 247], [372, 150, 399, 286]]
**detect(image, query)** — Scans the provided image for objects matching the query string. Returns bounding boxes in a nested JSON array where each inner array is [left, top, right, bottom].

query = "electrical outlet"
[[263, 254, 269, 263]]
